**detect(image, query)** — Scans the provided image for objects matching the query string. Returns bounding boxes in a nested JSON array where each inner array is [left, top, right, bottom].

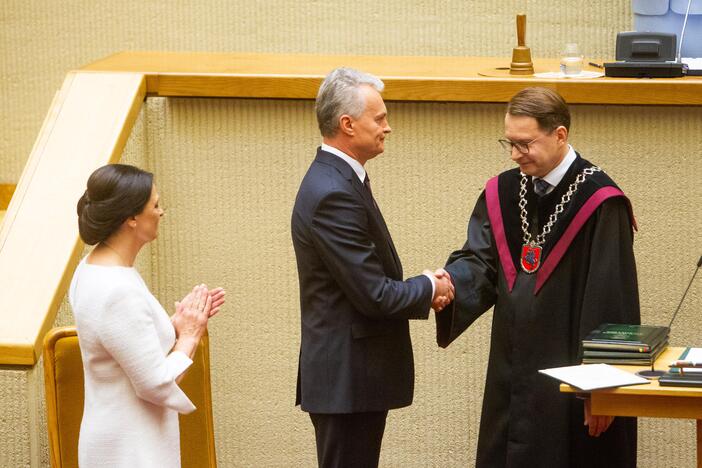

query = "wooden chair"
[[0, 183, 16, 226], [43, 326, 217, 467]]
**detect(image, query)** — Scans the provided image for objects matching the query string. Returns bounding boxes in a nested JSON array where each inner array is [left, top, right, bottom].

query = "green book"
[[581, 340, 667, 365], [581, 323, 669, 352], [582, 340, 668, 359], [582, 357, 652, 365]]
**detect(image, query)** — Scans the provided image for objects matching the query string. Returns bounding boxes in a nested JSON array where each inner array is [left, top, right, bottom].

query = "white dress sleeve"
[[98, 288, 196, 414]]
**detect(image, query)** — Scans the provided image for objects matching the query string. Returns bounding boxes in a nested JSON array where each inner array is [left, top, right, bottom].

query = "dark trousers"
[[309, 411, 388, 468]]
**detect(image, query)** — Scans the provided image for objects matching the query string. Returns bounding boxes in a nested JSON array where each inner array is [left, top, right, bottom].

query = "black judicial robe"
[[438, 154, 639, 468]]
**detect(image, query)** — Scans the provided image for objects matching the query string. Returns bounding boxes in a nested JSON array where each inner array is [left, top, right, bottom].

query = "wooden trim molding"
[[82, 51, 702, 105]]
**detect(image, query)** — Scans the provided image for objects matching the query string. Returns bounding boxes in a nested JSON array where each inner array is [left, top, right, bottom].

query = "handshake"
[[423, 268, 454, 312]]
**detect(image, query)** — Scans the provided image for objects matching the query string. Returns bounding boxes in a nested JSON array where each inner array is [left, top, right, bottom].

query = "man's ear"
[[556, 125, 568, 145], [338, 114, 354, 136]]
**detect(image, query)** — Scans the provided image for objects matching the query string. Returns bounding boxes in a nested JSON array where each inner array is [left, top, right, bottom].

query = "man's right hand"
[[424, 268, 454, 312]]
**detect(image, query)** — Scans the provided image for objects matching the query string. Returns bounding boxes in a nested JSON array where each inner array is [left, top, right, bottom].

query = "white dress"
[[69, 259, 196, 468]]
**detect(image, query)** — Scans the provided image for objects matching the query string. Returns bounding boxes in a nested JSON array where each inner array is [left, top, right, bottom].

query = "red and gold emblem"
[[520, 243, 542, 273]]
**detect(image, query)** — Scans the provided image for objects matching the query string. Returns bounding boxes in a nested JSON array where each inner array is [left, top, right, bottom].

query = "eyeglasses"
[[497, 132, 552, 154]]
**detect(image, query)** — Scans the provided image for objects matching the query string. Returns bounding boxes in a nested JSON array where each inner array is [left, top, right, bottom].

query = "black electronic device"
[[604, 32, 687, 78], [604, 61, 686, 78], [615, 31, 677, 61], [659, 371, 702, 387]]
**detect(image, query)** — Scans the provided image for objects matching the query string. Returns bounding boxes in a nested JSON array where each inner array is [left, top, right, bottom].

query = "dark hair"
[[507, 87, 571, 132], [77, 164, 154, 245]]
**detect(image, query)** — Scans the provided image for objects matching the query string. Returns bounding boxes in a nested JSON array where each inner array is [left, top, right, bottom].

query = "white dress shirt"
[[533, 145, 577, 195], [321, 143, 366, 182]]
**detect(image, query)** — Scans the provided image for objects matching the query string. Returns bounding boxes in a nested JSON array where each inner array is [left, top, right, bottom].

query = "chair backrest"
[[43, 325, 217, 468]]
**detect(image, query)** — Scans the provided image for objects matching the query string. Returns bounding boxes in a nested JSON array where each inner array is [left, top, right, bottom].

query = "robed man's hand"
[[584, 397, 614, 437]]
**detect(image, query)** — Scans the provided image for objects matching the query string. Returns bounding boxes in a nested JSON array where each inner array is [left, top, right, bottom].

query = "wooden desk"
[[561, 347, 702, 467]]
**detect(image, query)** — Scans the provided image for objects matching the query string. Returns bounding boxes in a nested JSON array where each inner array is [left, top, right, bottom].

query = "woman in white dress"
[[69, 164, 225, 467]]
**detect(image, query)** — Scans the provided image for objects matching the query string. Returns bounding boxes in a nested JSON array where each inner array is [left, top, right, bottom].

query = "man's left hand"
[[584, 397, 614, 437]]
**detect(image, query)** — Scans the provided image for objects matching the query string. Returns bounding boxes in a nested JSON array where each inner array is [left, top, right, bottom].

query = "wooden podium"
[[561, 347, 702, 467]]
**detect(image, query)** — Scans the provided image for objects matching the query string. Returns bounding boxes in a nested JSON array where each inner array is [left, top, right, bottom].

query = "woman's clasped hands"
[[172, 285, 226, 343]]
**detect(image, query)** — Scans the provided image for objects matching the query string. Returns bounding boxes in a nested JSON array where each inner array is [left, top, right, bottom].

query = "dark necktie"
[[533, 177, 551, 197], [364, 174, 379, 209], [364, 174, 400, 271]]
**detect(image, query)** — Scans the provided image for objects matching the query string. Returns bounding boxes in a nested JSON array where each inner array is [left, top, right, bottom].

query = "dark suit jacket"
[[292, 148, 433, 414]]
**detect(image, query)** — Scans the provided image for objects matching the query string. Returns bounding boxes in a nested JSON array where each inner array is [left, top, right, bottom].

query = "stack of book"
[[581, 323, 670, 365]]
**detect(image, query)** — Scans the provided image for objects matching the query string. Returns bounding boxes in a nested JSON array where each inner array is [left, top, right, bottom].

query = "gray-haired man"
[[291, 67, 453, 467]]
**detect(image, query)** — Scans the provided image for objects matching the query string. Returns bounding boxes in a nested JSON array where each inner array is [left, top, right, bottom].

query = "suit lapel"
[[350, 176, 403, 277], [315, 148, 403, 278]]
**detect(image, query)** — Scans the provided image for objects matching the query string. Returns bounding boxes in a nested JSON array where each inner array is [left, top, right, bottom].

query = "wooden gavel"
[[510, 14, 534, 75]]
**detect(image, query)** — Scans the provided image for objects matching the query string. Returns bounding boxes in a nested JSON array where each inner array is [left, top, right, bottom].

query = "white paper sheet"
[[539, 363, 649, 391]]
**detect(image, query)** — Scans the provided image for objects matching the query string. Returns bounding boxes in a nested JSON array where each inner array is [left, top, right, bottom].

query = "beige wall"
[[3, 1, 702, 467], [1, 0, 630, 182]]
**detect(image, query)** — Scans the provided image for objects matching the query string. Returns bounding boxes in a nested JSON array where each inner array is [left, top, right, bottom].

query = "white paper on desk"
[[539, 363, 649, 391]]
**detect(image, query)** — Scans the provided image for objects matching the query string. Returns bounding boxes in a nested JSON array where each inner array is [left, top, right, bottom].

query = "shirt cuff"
[[423, 273, 436, 302]]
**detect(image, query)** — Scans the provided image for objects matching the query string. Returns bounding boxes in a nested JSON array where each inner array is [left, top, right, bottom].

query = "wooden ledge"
[[0, 73, 145, 365], [81, 51, 702, 105]]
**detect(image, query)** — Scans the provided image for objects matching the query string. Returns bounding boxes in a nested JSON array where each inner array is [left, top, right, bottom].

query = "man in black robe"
[[438, 87, 640, 467]]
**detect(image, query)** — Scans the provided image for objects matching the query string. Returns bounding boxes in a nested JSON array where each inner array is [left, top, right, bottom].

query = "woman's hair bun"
[[77, 164, 153, 245]]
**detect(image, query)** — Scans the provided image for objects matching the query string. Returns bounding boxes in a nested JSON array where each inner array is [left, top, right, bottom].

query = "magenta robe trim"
[[485, 177, 629, 295], [485, 176, 518, 292], [533, 186, 625, 294]]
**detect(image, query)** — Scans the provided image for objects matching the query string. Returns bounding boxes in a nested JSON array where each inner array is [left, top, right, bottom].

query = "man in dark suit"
[[291, 67, 453, 468]]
